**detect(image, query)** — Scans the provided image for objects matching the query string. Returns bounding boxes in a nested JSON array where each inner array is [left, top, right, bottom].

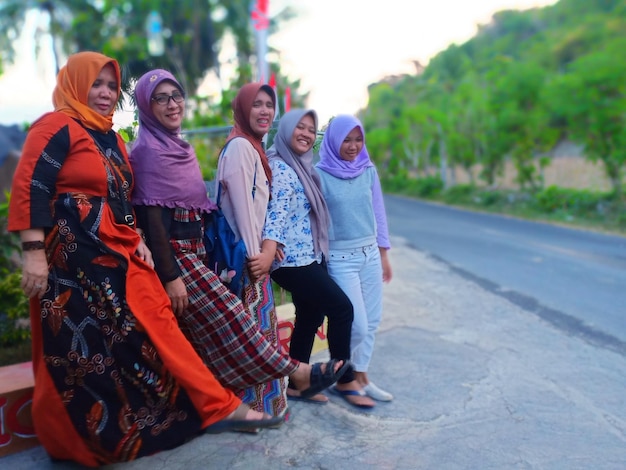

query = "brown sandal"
[[204, 404, 284, 433]]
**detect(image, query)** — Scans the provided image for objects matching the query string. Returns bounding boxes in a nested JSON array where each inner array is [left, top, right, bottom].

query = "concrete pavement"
[[4, 237, 626, 469]]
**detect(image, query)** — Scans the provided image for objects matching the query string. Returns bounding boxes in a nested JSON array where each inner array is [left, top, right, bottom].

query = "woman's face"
[[249, 90, 275, 137], [87, 63, 118, 116], [151, 81, 185, 131], [339, 126, 364, 162], [290, 114, 316, 155]]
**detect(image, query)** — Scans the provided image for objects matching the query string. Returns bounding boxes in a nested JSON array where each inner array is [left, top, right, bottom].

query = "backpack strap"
[[217, 139, 258, 206]]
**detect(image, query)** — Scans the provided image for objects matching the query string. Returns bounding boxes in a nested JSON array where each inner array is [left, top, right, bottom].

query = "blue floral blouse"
[[263, 158, 321, 270]]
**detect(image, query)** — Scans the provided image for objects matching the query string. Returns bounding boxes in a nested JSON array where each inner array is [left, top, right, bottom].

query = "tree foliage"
[[0, 0, 304, 102], [361, 0, 626, 197]]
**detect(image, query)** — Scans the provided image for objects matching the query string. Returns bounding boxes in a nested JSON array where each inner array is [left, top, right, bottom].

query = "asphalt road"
[[384, 195, 626, 354]]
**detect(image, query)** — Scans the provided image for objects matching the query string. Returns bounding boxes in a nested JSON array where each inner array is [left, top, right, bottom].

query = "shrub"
[[0, 271, 30, 346], [533, 186, 609, 214], [0, 195, 31, 346], [443, 184, 475, 204], [475, 190, 504, 207], [412, 176, 444, 197], [382, 174, 444, 198]]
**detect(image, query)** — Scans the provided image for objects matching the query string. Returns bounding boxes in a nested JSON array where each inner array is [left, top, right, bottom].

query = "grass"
[[436, 186, 626, 236]]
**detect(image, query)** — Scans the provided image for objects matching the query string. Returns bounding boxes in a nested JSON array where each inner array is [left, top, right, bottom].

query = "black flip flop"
[[299, 359, 350, 400], [330, 386, 375, 409], [204, 410, 284, 434]]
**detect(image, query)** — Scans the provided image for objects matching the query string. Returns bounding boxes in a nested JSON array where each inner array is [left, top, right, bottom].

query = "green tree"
[[0, 0, 89, 74], [0, 0, 298, 97], [546, 39, 626, 198], [488, 61, 556, 190]]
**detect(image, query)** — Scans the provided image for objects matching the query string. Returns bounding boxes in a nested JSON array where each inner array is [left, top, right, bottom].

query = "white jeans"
[[327, 243, 383, 372]]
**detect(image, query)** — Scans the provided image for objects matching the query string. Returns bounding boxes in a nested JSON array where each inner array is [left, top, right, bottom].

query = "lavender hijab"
[[130, 69, 214, 212], [266, 109, 330, 259], [317, 114, 374, 179]]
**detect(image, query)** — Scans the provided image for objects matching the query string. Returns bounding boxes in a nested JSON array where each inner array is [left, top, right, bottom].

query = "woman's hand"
[[21, 250, 49, 299], [380, 248, 393, 283], [248, 239, 280, 281], [274, 246, 285, 263], [165, 277, 188, 316], [248, 252, 273, 281], [135, 238, 154, 268]]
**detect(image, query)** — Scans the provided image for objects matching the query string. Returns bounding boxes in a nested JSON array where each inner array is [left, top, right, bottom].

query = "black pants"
[[271, 261, 355, 384]]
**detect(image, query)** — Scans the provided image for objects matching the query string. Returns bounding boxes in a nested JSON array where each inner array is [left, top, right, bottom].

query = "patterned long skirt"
[[239, 271, 288, 417]]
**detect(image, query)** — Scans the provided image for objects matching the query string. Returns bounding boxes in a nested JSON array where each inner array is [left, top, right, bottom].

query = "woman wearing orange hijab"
[[8, 52, 281, 467]]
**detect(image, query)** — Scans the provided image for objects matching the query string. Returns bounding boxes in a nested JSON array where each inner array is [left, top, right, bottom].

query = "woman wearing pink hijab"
[[216, 83, 288, 416]]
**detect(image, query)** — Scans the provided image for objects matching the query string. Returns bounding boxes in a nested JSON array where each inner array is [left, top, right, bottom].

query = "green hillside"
[[360, 0, 626, 204]]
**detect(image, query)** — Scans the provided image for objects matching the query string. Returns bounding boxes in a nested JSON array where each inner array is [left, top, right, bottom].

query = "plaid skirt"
[[172, 236, 296, 417]]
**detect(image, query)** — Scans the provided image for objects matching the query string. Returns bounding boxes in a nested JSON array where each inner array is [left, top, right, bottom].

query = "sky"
[[0, 0, 558, 128]]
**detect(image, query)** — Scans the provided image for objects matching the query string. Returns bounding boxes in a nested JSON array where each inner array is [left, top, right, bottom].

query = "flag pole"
[[250, 0, 270, 84]]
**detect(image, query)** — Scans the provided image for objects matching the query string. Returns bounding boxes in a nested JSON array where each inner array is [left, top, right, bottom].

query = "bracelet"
[[22, 240, 45, 251]]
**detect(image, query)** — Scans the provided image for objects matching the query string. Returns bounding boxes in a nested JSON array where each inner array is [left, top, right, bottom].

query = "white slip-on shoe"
[[363, 382, 393, 402]]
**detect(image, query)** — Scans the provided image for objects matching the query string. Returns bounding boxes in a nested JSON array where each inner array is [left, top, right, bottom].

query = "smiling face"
[[339, 126, 364, 162], [249, 89, 275, 137], [151, 81, 185, 131], [290, 113, 316, 155], [87, 63, 118, 116]]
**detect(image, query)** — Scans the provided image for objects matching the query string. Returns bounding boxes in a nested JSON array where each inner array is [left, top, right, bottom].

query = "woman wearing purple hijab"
[[129, 69, 348, 419], [316, 114, 394, 403]]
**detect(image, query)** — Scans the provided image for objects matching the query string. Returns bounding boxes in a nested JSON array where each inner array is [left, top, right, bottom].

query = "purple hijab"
[[317, 114, 374, 179], [130, 69, 215, 212]]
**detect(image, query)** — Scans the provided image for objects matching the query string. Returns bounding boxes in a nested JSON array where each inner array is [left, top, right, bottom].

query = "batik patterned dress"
[[8, 113, 238, 466]]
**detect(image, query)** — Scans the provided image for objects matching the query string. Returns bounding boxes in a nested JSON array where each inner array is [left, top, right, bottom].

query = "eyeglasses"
[[151, 92, 185, 106]]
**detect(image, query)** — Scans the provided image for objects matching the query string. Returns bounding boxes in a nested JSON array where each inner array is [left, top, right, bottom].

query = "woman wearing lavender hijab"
[[129, 70, 348, 420], [316, 114, 394, 402]]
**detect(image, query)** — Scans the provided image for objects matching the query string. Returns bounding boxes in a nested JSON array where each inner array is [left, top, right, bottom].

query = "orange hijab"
[[52, 51, 121, 132]]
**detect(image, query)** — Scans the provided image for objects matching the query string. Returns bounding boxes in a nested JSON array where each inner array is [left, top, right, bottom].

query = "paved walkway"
[[4, 237, 626, 469]]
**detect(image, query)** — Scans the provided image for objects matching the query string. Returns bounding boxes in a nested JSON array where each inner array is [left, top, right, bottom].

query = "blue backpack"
[[204, 149, 256, 298]]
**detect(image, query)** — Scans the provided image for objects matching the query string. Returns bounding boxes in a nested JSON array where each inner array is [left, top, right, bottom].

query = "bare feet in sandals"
[[204, 403, 284, 433], [332, 381, 375, 409], [289, 359, 349, 399], [286, 388, 329, 404]]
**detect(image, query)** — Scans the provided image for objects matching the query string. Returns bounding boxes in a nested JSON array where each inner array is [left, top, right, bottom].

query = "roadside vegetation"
[[362, 0, 625, 227], [384, 175, 625, 235]]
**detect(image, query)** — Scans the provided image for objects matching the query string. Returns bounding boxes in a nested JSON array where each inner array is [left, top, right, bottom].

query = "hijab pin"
[[149, 74, 158, 82]]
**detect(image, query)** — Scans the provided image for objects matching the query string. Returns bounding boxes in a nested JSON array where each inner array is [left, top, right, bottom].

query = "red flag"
[[251, 0, 270, 30], [284, 87, 291, 113], [269, 73, 279, 120]]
